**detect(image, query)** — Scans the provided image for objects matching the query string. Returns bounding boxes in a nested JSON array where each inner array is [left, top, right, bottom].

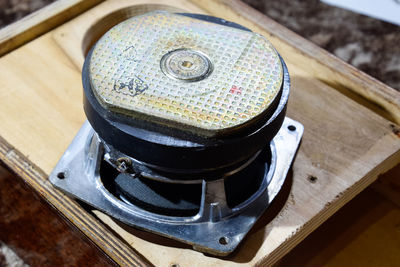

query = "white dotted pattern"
[[89, 11, 283, 136]]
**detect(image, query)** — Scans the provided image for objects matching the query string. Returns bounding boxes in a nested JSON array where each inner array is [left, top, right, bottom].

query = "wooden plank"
[[0, 135, 149, 266], [278, 187, 400, 267], [192, 0, 400, 124], [0, 0, 103, 57], [0, 0, 399, 266]]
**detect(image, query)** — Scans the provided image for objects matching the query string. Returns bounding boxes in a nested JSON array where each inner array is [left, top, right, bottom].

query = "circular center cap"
[[161, 48, 212, 82]]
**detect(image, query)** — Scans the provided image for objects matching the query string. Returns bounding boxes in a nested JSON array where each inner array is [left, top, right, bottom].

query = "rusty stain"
[[164, 34, 201, 51]]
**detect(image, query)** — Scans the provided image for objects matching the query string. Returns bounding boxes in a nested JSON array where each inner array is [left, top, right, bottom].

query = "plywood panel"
[[278, 187, 400, 267], [0, 0, 399, 266], [0, 0, 103, 56]]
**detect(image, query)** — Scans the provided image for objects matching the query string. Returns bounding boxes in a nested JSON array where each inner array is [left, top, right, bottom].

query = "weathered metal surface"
[[89, 11, 283, 136], [49, 118, 303, 256]]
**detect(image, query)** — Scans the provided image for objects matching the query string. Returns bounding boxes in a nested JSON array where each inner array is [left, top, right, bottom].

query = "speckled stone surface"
[[0, 165, 113, 267], [243, 0, 400, 91], [0, 0, 56, 26]]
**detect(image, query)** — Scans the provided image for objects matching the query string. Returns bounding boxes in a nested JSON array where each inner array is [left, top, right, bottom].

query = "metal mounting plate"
[[50, 117, 303, 255]]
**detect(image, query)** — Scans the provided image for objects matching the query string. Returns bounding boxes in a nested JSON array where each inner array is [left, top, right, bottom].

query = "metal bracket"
[[50, 117, 303, 255]]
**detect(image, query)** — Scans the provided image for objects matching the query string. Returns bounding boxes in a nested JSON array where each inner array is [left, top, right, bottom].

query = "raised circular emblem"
[[160, 48, 212, 82]]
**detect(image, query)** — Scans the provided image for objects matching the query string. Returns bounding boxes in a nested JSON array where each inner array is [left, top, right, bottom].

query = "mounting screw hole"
[[288, 125, 296, 131], [57, 172, 66, 179], [219, 236, 229, 245], [170, 264, 180, 267], [308, 175, 318, 183]]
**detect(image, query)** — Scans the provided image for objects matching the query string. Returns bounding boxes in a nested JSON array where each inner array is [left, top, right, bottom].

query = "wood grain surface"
[[0, 0, 103, 57], [279, 181, 400, 267], [0, 0, 399, 266], [1, 163, 399, 266]]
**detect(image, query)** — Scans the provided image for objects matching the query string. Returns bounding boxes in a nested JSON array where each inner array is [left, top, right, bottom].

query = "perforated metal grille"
[[89, 11, 283, 136]]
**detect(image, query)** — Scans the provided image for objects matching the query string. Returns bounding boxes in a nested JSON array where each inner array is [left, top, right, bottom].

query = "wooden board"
[[0, 0, 399, 266], [279, 186, 400, 267], [0, 0, 103, 57]]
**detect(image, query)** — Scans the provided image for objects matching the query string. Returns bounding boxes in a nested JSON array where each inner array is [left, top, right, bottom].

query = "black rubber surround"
[[82, 13, 289, 172]]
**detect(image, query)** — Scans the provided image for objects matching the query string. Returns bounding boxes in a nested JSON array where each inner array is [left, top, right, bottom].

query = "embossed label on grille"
[[89, 11, 283, 136]]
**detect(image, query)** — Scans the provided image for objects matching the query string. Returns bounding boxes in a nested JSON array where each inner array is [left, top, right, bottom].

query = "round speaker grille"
[[89, 11, 283, 137]]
